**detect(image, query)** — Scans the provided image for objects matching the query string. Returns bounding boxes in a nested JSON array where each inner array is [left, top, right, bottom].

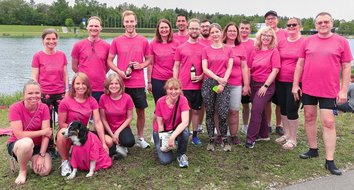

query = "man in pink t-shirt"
[[264, 10, 287, 135], [71, 16, 110, 103], [173, 14, 189, 44], [293, 12, 353, 176], [107, 10, 151, 149], [173, 18, 205, 146], [199, 19, 212, 46], [239, 21, 255, 134]]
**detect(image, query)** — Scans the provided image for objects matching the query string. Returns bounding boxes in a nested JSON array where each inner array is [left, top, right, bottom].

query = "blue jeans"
[[153, 129, 189, 165]]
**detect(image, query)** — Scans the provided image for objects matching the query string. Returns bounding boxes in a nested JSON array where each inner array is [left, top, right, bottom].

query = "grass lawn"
[[1, 93, 354, 189], [0, 25, 154, 38]]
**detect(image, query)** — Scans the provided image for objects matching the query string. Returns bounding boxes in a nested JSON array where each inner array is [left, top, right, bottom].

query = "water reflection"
[[1, 37, 354, 95]]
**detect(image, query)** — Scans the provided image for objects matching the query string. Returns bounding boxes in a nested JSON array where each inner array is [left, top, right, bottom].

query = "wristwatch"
[[263, 84, 269, 88], [39, 152, 46, 157]]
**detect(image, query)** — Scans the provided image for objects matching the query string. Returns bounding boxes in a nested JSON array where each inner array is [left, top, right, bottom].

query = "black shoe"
[[299, 149, 319, 159], [245, 142, 255, 149], [275, 126, 284, 136], [325, 161, 342, 175]]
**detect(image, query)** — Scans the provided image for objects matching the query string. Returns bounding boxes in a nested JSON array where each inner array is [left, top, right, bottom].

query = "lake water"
[[1, 37, 354, 95]]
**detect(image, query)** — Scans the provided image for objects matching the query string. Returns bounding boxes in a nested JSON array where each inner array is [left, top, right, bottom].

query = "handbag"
[[159, 96, 180, 152]]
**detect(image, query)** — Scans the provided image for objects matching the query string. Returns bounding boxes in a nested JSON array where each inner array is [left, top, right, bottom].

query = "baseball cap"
[[265, 10, 278, 18]]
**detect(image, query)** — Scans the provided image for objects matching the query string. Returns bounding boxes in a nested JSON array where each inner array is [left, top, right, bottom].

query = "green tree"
[[65, 18, 74, 27], [48, 0, 71, 26]]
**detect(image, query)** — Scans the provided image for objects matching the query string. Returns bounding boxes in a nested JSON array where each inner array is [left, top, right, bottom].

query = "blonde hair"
[[254, 26, 277, 50], [164, 78, 182, 90], [88, 16, 102, 25], [23, 79, 40, 94], [122, 10, 137, 22], [70, 72, 92, 99], [104, 73, 125, 95]]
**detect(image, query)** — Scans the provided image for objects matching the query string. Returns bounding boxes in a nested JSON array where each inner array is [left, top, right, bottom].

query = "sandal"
[[282, 140, 297, 150], [275, 135, 288, 144]]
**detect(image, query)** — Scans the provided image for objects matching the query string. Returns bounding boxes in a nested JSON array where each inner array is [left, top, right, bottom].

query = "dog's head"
[[62, 121, 88, 146]]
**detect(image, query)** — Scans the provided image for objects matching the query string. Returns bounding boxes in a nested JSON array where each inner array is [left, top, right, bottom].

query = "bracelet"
[[65, 89, 69, 92], [263, 84, 269, 88], [39, 152, 46, 157]]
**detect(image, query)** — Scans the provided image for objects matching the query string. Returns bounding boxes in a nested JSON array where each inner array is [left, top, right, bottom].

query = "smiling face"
[[239, 23, 251, 38], [200, 21, 211, 38], [43, 33, 57, 50], [210, 26, 222, 43], [123, 14, 137, 35], [226, 25, 238, 41], [108, 78, 121, 94], [158, 22, 171, 39], [265, 15, 279, 30], [166, 86, 181, 101], [286, 18, 301, 36], [73, 77, 88, 97], [176, 16, 188, 32], [315, 14, 333, 36], [188, 21, 201, 39], [24, 84, 41, 107], [86, 18, 102, 37]]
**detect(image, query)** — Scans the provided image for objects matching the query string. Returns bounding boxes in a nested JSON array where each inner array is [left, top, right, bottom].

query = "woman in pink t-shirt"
[[7, 80, 52, 184], [245, 27, 280, 149], [32, 28, 69, 128], [152, 78, 190, 167], [222, 22, 250, 145], [99, 73, 135, 158], [148, 19, 180, 103], [57, 72, 108, 177], [201, 23, 233, 152], [275, 18, 305, 150]]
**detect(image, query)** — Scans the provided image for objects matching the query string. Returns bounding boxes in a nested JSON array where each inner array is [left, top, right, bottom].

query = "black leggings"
[[41, 93, 64, 128]]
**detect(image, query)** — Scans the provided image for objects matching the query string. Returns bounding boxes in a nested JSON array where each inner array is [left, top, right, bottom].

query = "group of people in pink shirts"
[[6, 9, 353, 184]]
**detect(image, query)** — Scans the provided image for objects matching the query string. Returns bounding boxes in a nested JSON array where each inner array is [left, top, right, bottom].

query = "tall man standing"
[[173, 18, 205, 145], [239, 20, 254, 134], [107, 10, 151, 148], [264, 10, 287, 135], [292, 12, 352, 175], [173, 14, 189, 44], [72, 16, 110, 103]]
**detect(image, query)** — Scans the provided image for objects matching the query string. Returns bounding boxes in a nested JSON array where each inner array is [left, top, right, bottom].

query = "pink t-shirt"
[[70, 132, 112, 171], [153, 95, 190, 132], [228, 45, 247, 86], [241, 38, 255, 64], [202, 46, 233, 79], [8, 102, 50, 146], [276, 29, 288, 44], [71, 39, 110, 92], [174, 41, 205, 90], [99, 93, 134, 132], [58, 96, 99, 127], [300, 34, 353, 98], [173, 33, 189, 44], [277, 37, 305, 82], [199, 37, 212, 46], [150, 39, 180, 80], [249, 48, 281, 83], [32, 51, 68, 94], [109, 34, 150, 88]]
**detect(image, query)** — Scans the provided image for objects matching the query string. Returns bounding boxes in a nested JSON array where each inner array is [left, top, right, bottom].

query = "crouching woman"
[[7, 79, 52, 184], [152, 78, 190, 167]]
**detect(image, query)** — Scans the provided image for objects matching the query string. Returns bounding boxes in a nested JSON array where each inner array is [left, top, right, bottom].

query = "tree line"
[[1, 0, 354, 35]]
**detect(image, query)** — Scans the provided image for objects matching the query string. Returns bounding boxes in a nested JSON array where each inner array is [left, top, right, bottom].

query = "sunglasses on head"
[[286, 23, 298, 27]]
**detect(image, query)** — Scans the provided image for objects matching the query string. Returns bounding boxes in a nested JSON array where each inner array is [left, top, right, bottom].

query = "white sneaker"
[[241, 125, 248, 134], [136, 138, 150, 149], [197, 124, 204, 133], [60, 160, 72, 177], [116, 145, 128, 157], [177, 154, 189, 168]]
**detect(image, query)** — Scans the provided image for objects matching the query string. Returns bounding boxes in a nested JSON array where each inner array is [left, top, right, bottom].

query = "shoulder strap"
[[171, 96, 180, 130]]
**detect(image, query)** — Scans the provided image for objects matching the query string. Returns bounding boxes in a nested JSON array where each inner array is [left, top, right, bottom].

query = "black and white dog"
[[62, 121, 112, 179]]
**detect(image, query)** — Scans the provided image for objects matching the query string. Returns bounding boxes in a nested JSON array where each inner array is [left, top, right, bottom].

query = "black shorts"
[[302, 93, 336, 109], [7, 141, 43, 161], [183, 90, 203, 110], [241, 95, 251, 104], [125, 87, 148, 109]]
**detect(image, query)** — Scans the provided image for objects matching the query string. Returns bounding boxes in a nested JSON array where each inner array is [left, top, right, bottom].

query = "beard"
[[201, 33, 210, 38]]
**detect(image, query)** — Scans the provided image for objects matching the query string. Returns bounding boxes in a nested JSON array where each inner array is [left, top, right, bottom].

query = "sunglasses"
[[316, 20, 330, 25], [286, 23, 298, 27]]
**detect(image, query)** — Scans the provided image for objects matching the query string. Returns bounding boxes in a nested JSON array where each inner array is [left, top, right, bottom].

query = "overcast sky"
[[32, 0, 353, 21]]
